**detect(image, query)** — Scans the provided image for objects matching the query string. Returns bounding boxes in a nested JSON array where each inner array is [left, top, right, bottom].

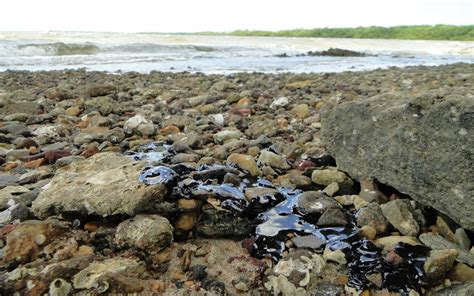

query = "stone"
[[291, 235, 327, 250], [296, 191, 340, 216], [32, 152, 167, 218], [381, 199, 419, 236], [424, 249, 458, 282], [270, 97, 289, 109], [292, 104, 310, 119], [356, 202, 389, 233], [84, 96, 120, 115], [321, 93, 474, 230], [359, 179, 386, 203], [430, 283, 474, 296], [175, 212, 199, 232], [73, 258, 145, 290], [55, 156, 85, 167], [448, 263, 474, 283], [213, 130, 242, 144], [44, 150, 72, 164], [374, 236, 420, 252], [323, 182, 339, 197], [15, 138, 39, 149], [3, 219, 68, 265], [455, 228, 471, 250], [311, 169, 350, 186], [0, 174, 19, 189], [124, 114, 155, 136], [115, 215, 173, 251], [226, 153, 261, 176], [0, 185, 29, 210], [258, 150, 290, 169], [436, 216, 456, 242], [359, 225, 377, 241], [419, 233, 474, 266], [86, 84, 117, 97], [65, 107, 81, 116], [323, 248, 347, 265], [317, 208, 348, 227]]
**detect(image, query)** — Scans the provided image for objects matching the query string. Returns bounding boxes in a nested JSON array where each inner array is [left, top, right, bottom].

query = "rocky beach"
[[0, 63, 473, 295]]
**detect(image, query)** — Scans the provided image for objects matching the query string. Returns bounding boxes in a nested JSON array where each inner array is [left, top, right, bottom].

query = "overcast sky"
[[0, 0, 472, 32]]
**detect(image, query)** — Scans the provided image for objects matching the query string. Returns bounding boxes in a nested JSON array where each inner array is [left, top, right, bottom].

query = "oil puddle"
[[127, 142, 429, 293]]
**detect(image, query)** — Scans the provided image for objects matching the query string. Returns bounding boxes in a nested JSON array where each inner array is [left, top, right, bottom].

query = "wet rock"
[[317, 208, 348, 227], [374, 236, 420, 252], [381, 199, 420, 236], [226, 153, 261, 176], [291, 235, 327, 250], [424, 249, 458, 282], [321, 92, 474, 230], [311, 169, 350, 186], [355, 202, 389, 233], [419, 233, 474, 266], [258, 150, 290, 169], [3, 219, 68, 265], [73, 258, 145, 290], [115, 214, 173, 251], [32, 152, 167, 218], [296, 191, 339, 217], [124, 114, 156, 136]]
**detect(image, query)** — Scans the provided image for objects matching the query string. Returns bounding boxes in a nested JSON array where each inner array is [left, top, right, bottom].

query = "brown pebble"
[[75, 245, 94, 256], [25, 158, 45, 169], [29, 146, 38, 154], [160, 125, 180, 135], [386, 250, 404, 266], [45, 150, 71, 164], [360, 225, 377, 241], [177, 199, 202, 211], [80, 146, 100, 158], [4, 162, 17, 171]]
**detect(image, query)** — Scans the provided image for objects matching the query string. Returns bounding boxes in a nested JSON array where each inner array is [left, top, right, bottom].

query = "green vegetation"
[[197, 25, 474, 41]]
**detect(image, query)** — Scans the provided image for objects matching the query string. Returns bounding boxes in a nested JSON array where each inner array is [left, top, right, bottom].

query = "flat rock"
[[0, 174, 19, 189], [32, 152, 167, 218], [226, 153, 261, 176], [291, 235, 327, 249], [374, 236, 420, 252], [258, 150, 290, 170], [321, 93, 474, 230]]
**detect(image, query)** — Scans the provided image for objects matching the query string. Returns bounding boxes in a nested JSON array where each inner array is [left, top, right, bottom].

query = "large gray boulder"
[[32, 152, 167, 218], [321, 93, 473, 230]]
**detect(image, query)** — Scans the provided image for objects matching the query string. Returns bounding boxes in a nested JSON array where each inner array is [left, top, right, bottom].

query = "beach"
[[0, 63, 473, 295]]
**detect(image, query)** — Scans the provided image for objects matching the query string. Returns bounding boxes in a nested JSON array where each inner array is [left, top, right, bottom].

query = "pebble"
[[424, 249, 458, 282], [226, 153, 261, 176], [381, 199, 420, 236], [213, 130, 242, 143], [115, 215, 173, 251], [356, 202, 389, 233], [291, 235, 327, 250], [258, 150, 290, 169], [374, 236, 420, 252], [311, 169, 349, 186]]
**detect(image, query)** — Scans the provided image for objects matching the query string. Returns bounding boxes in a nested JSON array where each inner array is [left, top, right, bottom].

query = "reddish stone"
[[44, 150, 71, 164], [238, 108, 252, 116], [80, 146, 100, 158], [296, 160, 316, 171], [0, 224, 17, 238], [386, 250, 404, 266], [4, 162, 17, 171], [25, 158, 45, 169], [160, 125, 180, 135]]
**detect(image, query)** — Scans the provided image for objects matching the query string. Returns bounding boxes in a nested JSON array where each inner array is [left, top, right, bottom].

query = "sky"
[[0, 0, 472, 32]]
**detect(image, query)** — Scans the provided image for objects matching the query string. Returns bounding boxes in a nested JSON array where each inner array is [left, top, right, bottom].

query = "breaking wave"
[[0, 42, 219, 57]]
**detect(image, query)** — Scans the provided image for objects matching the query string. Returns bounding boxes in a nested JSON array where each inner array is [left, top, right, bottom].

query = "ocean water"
[[0, 31, 473, 74]]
